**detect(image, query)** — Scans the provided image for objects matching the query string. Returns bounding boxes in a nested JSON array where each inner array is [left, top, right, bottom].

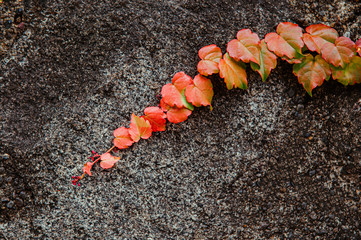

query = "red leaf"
[[161, 72, 194, 110], [265, 22, 304, 59], [185, 74, 214, 108], [356, 39, 361, 57], [321, 37, 356, 68], [197, 44, 222, 76], [293, 54, 331, 96], [227, 29, 260, 64], [303, 24, 339, 54], [83, 162, 93, 176], [100, 153, 120, 169], [331, 56, 361, 86], [113, 127, 134, 149], [218, 53, 247, 90], [160, 99, 192, 124], [142, 106, 166, 132], [129, 113, 152, 142], [250, 40, 278, 82]]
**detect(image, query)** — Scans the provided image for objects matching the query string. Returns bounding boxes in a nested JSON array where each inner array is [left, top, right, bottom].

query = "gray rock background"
[[1, 0, 361, 238]]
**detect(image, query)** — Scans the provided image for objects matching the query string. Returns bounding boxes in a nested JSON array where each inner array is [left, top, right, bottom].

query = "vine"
[[72, 22, 361, 186]]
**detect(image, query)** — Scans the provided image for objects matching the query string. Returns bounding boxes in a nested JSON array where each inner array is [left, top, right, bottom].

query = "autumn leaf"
[[293, 54, 331, 96], [129, 113, 152, 142], [250, 40, 278, 81], [113, 127, 134, 149], [218, 53, 247, 90], [281, 56, 302, 64], [321, 36, 356, 68], [197, 44, 222, 76], [100, 153, 120, 169], [185, 74, 214, 108], [303, 24, 339, 54], [227, 29, 260, 64], [161, 72, 194, 110], [141, 106, 166, 132], [356, 39, 361, 57], [265, 22, 304, 59], [331, 56, 361, 86], [83, 162, 94, 176], [160, 99, 192, 124]]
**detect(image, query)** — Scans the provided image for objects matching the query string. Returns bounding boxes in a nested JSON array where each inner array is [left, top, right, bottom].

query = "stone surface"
[[0, 0, 360, 239]]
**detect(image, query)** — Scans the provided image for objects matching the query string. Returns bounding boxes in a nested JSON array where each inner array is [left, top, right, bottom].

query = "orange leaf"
[[281, 56, 302, 64], [219, 53, 247, 90], [100, 153, 120, 169], [227, 29, 260, 64], [83, 162, 93, 176], [142, 106, 166, 132], [113, 127, 134, 149], [355, 39, 361, 57], [303, 24, 339, 54], [265, 22, 304, 59], [161, 72, 194, 110], [197, 44, 222, 76], [160, 99, 192, 124], [129, 113, 152, 142], [321, 37, 356, 68], [185, 74, 213, 108]]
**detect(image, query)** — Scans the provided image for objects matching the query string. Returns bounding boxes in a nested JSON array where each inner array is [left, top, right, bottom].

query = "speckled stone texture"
[[0, 0, 361, 239]]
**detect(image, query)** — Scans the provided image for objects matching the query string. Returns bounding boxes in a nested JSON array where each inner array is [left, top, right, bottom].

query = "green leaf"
[[331, 56, 361, 86], [303, 24, 339, 54], [293, 54, 331, 96], [250, 40, 278, 82], [218, 53, 247, 90]]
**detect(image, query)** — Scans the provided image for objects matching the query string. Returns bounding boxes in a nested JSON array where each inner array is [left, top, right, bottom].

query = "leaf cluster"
[[223, 22, 361, 96], [76, 22, 361, 182]]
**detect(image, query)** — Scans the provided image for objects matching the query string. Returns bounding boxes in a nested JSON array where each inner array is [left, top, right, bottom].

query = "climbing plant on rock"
[[72, 22, 361, 186]]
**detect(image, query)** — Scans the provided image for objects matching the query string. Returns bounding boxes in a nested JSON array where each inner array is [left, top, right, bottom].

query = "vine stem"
[[79, 145, 116, 180], [106, 146, 116, 153]]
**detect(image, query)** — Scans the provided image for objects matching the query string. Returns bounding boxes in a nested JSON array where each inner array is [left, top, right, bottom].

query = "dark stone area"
[[0, 0, 360, 238]]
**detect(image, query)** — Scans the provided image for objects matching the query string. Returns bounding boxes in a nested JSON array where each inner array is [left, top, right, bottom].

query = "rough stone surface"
[[0, 0, 361, 239]]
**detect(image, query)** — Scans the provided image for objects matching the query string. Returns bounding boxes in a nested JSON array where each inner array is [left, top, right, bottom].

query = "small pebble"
[[19, 191, 26, 199], [343, 32, 350, 38], [4, 20, 12, 29], [6, 200, 14, 209], [309, 170, 316, 176], [0, 153, 10, 160], [288, 89, 295, 97], [310, 211, 317, 220], [15, 198, 23, 207]]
